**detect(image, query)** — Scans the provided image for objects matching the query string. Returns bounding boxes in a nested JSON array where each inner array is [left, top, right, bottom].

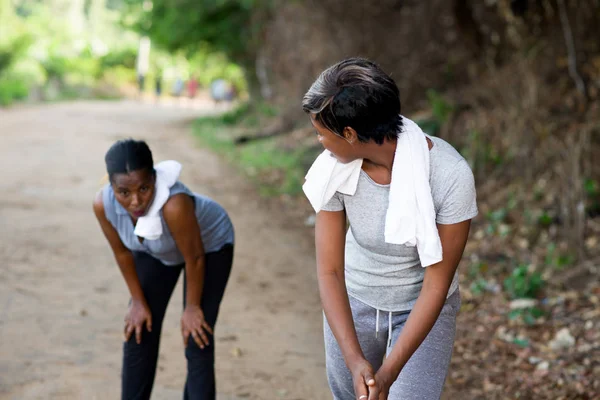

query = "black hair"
[[105, 139, 155, 181], [302, 57, 402, 145]]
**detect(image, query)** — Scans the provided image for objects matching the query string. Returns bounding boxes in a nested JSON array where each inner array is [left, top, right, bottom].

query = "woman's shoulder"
[[169, 181, 193, 197], [95, 184, 119, 224], [93, 188, 104, 214], [429, 136, 467, 166], [97, 183, 112, 206], [429, 137, 475, 194], [163, 182, 193, 210], [163, 191, 195, 218], [166, 181, 227, 214]]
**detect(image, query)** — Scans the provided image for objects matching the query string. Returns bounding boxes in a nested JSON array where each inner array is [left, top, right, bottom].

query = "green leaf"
[[512, 337, 530, 348], [487, 208, 508, 223], [538, 212, 553, 227], [529, 307, 545, 318], [508, 309, 522, 321], [584, 178, 599, 196]]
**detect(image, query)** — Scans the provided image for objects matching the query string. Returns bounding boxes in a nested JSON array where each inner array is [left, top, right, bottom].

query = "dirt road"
[[0, 101, 330, 399]]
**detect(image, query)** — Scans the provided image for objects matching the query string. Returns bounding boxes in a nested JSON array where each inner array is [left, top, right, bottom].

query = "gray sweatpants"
[[324, 291, 460, 400]]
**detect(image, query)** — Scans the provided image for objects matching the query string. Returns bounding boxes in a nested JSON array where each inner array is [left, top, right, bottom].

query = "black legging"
[[121, 244, 234, 400]]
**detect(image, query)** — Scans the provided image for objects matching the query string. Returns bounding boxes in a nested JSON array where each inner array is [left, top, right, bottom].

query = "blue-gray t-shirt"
[[103, 181, 234, 266]]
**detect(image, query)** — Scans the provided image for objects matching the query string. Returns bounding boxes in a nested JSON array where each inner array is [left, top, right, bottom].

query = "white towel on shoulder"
[[134, 160, 182, 240], [302, 116, 442, 267], [303, 151, 363, 212]]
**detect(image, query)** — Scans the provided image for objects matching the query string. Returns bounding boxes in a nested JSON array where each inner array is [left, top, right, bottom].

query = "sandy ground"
[[0, 101, 330, 399]]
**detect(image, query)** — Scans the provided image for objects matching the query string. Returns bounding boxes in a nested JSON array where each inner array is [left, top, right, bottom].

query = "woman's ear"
[[342, 127, 358, 144]]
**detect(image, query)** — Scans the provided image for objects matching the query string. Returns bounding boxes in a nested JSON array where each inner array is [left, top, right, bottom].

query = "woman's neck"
[[361, 138, 397, 171], [361, 135, 434, 171]]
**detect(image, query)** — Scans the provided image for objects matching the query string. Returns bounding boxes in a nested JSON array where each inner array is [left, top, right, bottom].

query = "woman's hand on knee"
[[181, 305, 213, 349], [348, 358, 376, 400], [124, 299, 152, 344]]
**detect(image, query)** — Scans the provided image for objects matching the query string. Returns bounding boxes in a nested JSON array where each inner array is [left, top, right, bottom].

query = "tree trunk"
[[237, 54, 264, 104]]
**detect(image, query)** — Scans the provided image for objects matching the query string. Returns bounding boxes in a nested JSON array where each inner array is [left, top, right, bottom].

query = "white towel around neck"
[[134, 160, 182, 240], [302, 116, 442, 267]]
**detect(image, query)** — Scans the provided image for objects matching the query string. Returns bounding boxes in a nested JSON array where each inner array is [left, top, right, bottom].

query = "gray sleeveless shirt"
[[103, 181, 234, 266]]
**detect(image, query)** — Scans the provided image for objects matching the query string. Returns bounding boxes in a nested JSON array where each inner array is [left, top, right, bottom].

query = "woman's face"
[[310, 115, 359, 164], [111, 169, 156, 219]]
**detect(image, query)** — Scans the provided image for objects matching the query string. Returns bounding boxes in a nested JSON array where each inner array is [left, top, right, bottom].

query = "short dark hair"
[[105, 139, 155, 181], [302, 57, 402, 145]]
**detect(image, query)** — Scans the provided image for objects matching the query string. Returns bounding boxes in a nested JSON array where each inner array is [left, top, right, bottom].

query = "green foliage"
[[427, 89, 453, 124], [488, 208, 508, 223], [510, 336, 530, 347], [0, 0, 150, 103], [461, 129, 505, 173], [220, 103, 252, 125], [470, 278, 490, 296], [0, 34, 34, 106], [193, 116, 236, 154], [467, 260, 501, 297], [40, 55, 68, 81], [468, 260, 488, 279], [504, 264, 544, 299], [0, 74, 29, 105], [123, 0, 274, 97], [508, 307, 545, 326], [584, 178, 599, 197], [238, 140, 307, 196], [2, 0, 255, 104], [193, 103, 305, 196], [124, 0, 271, 60], [258, 102, 278, 117], [99, 47, 138, 70], [485, 197, 516, 237], [584, 178, 600, 215], [0, 34, 32, 74], [41, 53, 101, 85], [67, 57, 101, 84], [416, 119, 441, 136], [101, 65, 137, 86], [537, 211, 554, 228], [186, 48, 247, 93], [416, 90, 454, 136], [544, 243, 575, 270]]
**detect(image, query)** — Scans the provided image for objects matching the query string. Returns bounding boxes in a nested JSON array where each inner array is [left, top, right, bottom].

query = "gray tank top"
[[103, 181, 234, 266]]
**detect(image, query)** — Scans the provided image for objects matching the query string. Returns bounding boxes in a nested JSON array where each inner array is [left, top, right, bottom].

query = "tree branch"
[[557, 0, 586, 97]]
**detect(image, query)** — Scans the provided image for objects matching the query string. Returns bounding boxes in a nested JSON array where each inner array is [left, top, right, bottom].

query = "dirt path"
[[0, 101, 330, 399]]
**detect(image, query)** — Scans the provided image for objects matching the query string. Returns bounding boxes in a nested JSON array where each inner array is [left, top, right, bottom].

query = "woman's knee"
[[185, 337, 215, 362], [123, 333, 160, 359]]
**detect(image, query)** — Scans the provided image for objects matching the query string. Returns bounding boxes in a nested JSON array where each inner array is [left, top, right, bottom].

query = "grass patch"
[[51, 85, 123, 102], [193, 104, 310, 197]]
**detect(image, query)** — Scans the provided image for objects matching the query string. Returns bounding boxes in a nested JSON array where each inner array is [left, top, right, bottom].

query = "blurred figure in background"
[[154, 72, 162, 100], [135, 37, 151, 100], [187, 76, 199, 99], [137, 74, 145, 98], [210, 79, 227, 105], [172, 77, 185, 98], [210, 79, 236, 107]]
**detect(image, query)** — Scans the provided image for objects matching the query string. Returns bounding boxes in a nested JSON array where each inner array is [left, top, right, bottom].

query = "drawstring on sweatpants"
[[388, 312, 393, 348], [375, 309, 394, 348]]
